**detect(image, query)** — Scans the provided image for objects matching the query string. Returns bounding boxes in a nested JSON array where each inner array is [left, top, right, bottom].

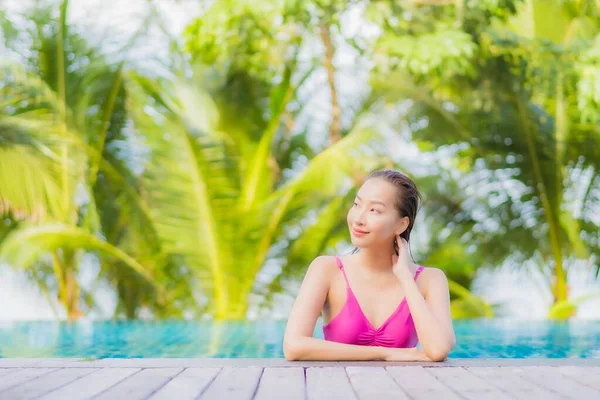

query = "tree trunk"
[[65, 267, 83, 320], [551, 72, 569, 308], [213, 279, 251, 320], [515, 93, 569, 308], [319, 24, 342, 145], [52, 251, 83, 320]]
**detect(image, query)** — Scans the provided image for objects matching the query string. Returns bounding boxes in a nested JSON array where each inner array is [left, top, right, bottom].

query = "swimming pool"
[[1, 319, 599, 359]]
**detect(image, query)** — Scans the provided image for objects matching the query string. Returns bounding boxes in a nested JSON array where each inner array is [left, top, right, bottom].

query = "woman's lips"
[[352, 228, 369, 236]]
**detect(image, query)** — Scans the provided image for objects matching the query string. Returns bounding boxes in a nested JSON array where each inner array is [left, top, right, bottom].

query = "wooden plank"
[[386, 366, 462, 400], [0, 367, 97, 399], [0, 369, 21, 377], [0, 360, 41, 368], [306, 367, 356, 400], [556, 366, 600, 391], [518, 366, 600, 400], [93, 368, 183, 400], [467, 367, 564, 400], [254, 367, 305, 400], [31, 359, 91, 368], [427, 366, 513, 400], [148, 368, 220, 400], [345, 367, 409, 400], [0, 368, 57, 393], [2, 358, 600, 368], [39, 368, 141, 400], [199, 367, 263, 400]]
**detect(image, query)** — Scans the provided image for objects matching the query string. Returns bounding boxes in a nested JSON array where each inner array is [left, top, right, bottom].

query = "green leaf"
[[0, 118, 64, 220], [0, 223, 157, 285], [548, 292, 600, 319]]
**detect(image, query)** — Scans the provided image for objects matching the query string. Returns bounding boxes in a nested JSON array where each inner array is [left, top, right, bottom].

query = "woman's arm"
[[396, 267, 456, 361], [283, 256, 431, 361], [286, 336, 431, 361]]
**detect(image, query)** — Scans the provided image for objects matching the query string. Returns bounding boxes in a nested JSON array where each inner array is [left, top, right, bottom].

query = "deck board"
[[0, 368, 21, 377], [0, 368, 57, 393], [517, 366, 600, 400], [93, 367, 183, 400], [254, 367, 305, 400], [556, 366, 600, 391], [148, 367, 220, 400], [427, 366, 514, 400], [0, 359, 599, 399], [346, 366, 410, 399], [467, 366, 564, 400], [39, 368, 141, 400], [0, 367, 96, 400], [386, 366, 462, 400], [200, 367, 263, 400], [306, 367, 357, 400]]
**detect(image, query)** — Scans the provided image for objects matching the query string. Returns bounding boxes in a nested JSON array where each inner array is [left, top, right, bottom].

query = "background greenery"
[[1, 0, 598, 321]]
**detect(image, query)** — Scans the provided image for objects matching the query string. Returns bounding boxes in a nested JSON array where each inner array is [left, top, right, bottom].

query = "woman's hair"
[[350, 169, 422, 257]]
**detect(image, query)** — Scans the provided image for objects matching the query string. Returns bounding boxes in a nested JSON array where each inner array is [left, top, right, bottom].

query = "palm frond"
[[0, 223, 157, 286], [127, 73, 239, 311], [0, 61, 65, 118], [0, 118, 65, 220], [256, 190, 355, 305]]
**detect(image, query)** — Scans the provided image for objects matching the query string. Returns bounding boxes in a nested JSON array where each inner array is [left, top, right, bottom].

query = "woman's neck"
[[354, 246, 418, 276], [355, 247, 395, 273]]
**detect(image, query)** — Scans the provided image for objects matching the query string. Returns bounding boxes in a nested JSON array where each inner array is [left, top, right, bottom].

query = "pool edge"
[[1, 358, 599, 368]]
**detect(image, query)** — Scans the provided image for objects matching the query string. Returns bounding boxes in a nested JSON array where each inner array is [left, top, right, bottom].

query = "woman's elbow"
[[427, 350, 450, 362], [283, 338, 302, 361], [426, 338, 455, 362]]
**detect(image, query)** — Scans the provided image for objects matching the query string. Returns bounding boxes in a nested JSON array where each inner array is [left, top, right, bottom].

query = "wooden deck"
[[0, 358, 599, 399]]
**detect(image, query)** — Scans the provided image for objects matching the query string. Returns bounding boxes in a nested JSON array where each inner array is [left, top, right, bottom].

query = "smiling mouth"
[[352, 228, 369, 234]]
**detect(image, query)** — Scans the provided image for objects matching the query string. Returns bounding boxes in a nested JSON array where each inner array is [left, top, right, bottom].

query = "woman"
[[283, 170, 455, 361]]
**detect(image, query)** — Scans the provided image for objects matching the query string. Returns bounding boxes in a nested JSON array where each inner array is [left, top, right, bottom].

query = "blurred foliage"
[[0, 0, 164, 319], [0, 0, 598, 321], [369, 0, 600, 318]]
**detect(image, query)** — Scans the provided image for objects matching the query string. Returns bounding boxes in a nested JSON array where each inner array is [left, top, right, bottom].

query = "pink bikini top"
[[322, 256, 425, 348]]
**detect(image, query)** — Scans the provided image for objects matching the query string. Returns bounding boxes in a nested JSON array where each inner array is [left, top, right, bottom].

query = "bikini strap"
[[414, 265, 425, 280], [334, 256, 350, 287]]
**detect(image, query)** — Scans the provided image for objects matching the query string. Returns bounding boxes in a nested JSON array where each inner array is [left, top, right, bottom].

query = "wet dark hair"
[[350, 169, 422, 257]]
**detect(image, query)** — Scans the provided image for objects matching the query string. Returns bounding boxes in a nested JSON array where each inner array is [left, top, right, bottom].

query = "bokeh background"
[[1, 0, 599, 323]]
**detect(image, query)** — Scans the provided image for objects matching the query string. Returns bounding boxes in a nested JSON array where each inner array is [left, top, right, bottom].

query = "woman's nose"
[[355, 209, 367, 225]]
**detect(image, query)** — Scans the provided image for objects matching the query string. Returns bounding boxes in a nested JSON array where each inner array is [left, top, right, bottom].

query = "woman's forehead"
[[357, 178, 396, 202]]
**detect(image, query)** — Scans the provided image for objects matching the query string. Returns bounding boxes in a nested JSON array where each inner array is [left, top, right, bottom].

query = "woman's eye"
[[353, 202, 358, 207], [371, 209, 380, 213]]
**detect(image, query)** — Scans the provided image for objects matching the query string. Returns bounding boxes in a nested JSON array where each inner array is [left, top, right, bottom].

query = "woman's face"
[[347, 178, 407, 251]]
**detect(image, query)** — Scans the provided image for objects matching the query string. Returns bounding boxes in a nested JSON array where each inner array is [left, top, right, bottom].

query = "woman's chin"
[[350, 237, 367, 247]]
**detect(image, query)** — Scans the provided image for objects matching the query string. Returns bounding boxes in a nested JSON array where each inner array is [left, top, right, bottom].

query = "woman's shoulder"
[[418, 266, 447, 278], [303, 255, 341, 286], [415, 264, 446, 279], [308, 255, 340, 271], [417, 266, 450, 290]]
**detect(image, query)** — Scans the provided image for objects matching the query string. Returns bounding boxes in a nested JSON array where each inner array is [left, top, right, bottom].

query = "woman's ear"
[[396, 216, 410, 236]]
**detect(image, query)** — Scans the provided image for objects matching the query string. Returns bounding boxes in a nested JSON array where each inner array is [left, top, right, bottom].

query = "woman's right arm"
[[283, 256, 430, 362]]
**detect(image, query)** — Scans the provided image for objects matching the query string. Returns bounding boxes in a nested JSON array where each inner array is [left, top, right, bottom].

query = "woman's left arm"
[[396, 267, 456, 362]]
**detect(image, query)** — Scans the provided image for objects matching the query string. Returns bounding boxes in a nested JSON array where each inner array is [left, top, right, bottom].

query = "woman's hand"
[[392, 236, 412, 280], [383, 347, 433, 362]]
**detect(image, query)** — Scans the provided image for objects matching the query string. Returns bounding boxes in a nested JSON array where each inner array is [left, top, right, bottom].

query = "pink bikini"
[[323, 256, 425, 348]]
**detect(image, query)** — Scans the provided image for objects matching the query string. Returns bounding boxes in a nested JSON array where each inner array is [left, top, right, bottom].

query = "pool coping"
[[1, 358, 599, 368]]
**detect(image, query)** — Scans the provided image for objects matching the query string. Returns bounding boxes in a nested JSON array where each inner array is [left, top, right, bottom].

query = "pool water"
[[1, 319, 599, 359]]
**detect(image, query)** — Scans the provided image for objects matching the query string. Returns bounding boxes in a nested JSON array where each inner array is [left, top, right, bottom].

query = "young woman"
[[283, 170, 455, 361]]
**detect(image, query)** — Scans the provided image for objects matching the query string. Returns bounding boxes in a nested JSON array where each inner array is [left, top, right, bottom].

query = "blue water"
[[1, 319, 599, 359]]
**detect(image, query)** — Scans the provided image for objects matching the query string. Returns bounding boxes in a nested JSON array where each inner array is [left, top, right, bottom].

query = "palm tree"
[[120, 0, 385, 320], [369, 0, 600, 318], [179, 0, 497, 319], [127, 61, 386, 319], [0, 0, 160, 319]]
